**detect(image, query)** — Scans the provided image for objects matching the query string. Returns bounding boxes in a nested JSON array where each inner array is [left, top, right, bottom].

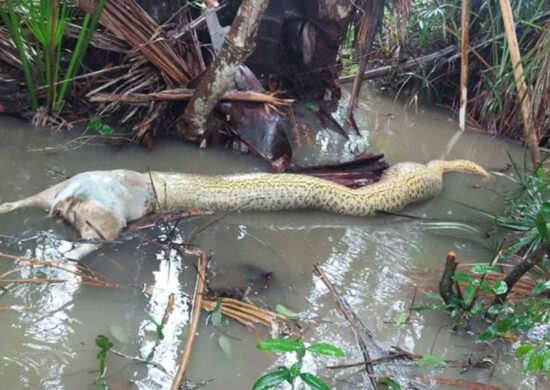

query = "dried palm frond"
[[76, 0, 196, 86], [0, 26, 20, 68], [202, 297, 300, 337]]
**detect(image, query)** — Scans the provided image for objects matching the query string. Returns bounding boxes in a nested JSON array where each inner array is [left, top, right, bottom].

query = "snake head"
[[429, 160, 492, 181]]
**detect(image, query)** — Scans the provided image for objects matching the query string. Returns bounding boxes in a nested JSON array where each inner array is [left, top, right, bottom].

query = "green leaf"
[[379, 377, 401, 390], [253, 368, 292, 390], [479, 328, 496, 342], [470, 301, 485, 317], [95, 335, 113, 377], [275, 304, 300, 319], [99, 124, 115, 136], [417, 355, 447, 368], [303, 102, 318, 112], [470, 265, 498, 275], [257, 338, 305, 354], [535, 211, 550, 244], [487, 304, 504, 317], [523, 350, 544, 372], [299, 373, 330, 390], [516, 344, 535, 358], [535, 167, 546, 179], [492, 280, 508, 295], [146, 314, 164, 340], [543, 350, 550, 376], [394, 312, 408, 326], [218, 336, 232, 359], [480, 280, 490, 293], [155, 325, 164, 340], [289, 362, 301, 378], [464, 280, 480, 306], [452, 273, 472, 283], [306, 343, 345, 358], [89, 118, 102, 129], [211, 298, 222, 327], [95, 335, 113, 351], [494, 317, 514, 333], [88, 118, 115, 136], [532, 281, 550, 295]]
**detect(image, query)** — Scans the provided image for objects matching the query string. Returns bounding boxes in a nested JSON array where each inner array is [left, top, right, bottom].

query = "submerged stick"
[[171, 246, 208, 390], [313, 264, 378, 390]]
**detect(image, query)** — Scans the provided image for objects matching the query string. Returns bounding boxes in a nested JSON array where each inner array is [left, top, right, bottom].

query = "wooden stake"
[[497, 0, 540, 166], [459, 0, 470, 131]]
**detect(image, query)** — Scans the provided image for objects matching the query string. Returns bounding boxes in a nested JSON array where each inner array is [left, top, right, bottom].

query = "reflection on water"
[[0, 92, 544, 389]]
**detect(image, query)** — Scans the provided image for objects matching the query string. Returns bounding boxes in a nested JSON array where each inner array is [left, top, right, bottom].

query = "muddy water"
[[0, 91, 543, 390]]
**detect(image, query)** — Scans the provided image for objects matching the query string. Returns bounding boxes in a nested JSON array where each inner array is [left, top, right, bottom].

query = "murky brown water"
[[0, 91, 545, 390]]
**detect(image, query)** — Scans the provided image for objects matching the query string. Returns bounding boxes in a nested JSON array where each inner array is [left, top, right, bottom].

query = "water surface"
[[0, 92, 543, 389]]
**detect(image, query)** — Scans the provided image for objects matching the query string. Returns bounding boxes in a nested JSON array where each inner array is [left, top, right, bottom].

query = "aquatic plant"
[[0, 0, 106, 113], [95, 335, 113, 390], [253, 337, 345, 390]]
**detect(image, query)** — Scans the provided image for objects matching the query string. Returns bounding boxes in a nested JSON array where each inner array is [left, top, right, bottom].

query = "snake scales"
[[0, 159, 490, 259]]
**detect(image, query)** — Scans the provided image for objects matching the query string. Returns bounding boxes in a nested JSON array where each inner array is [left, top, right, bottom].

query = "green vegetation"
[[0, 0, 106, 113], [376, 0, 550, 140], [95, 335, 113, 390], [253, 338, 345, 390], [88, 117, 115, 136], [418, 157, 550, 378]]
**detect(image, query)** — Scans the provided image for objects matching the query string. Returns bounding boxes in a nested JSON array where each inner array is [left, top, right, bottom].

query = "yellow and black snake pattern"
[[149, 160, 491, 216]]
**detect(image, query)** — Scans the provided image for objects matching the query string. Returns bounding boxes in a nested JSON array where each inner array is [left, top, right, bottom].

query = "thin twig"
[[170, 246, 208, 390], [313, 264, 378, 390]]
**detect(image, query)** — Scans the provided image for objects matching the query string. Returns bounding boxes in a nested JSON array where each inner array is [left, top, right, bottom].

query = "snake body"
[[149, 159, 491, 215], [0, 159, 490, 259]]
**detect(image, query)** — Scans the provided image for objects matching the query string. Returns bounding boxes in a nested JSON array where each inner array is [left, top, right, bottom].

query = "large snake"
[[0, 160, 490, 259]]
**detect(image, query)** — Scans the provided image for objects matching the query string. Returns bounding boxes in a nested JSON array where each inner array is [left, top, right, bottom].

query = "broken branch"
[[89, 89, 294, 106]]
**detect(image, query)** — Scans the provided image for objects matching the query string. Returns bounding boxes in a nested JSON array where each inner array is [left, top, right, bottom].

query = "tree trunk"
[[497, 0, 540, 166], [180, 0, 271, 142]]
